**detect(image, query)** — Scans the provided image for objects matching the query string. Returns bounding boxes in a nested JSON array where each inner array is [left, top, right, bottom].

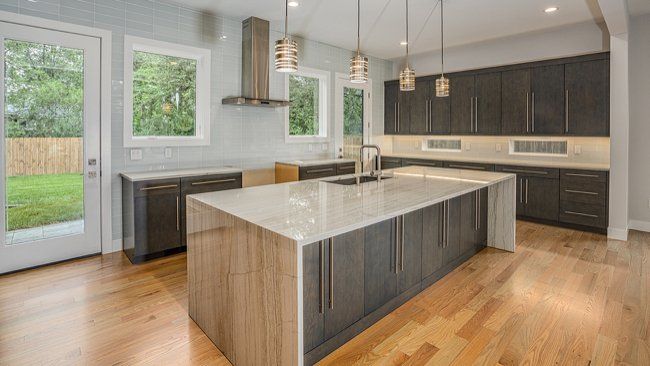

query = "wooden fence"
[[5, 138, 83, 176]]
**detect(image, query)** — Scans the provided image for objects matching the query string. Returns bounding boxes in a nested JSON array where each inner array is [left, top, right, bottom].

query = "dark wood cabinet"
[[364, 218, 398, 315], [531, 64, 565, 135], [422, 203, 444, 279], [299, 165, 338, 180], [409, 79, 430, 135], [460, 192, 477, 254], [384, 83, 398, 135], [450, 74, 475, 135], [559, 169, 609, 229], [336, 162, 356, 176], [444, 161, 495, 171], [475, 72, 502, 135], [398, 211, 422, 293], [380, 157, 402, 170], [401, 158, 443, 168], [477, 188, 488, 247], [302, 229, 365, 352], [501, 69, 531, 135], [443, 197, 461, 264], [496, 165, 559, 222], [565, 60, 609, 136]]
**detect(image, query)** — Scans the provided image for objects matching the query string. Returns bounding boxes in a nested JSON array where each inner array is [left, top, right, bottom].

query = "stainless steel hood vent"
[[222, 17, 291, 108]]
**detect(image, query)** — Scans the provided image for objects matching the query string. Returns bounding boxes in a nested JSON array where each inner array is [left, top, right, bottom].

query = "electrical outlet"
[[164, 147, 173, 159], [465, 142, 471, 151], [130, 149, 142, 161], [495, 144, 502, 152], [574, 145, 582, 155], [308, 144, 313, 152], [321, 143, 328, 151]]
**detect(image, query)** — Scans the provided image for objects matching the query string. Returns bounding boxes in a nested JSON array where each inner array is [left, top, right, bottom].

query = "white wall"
[[392, 21, 609, 76], [628, 13, 650, 230]]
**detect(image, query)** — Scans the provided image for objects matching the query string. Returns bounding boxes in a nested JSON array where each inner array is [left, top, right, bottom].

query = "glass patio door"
[[335, 76, 371, 173], [0, 22, 101, 273]]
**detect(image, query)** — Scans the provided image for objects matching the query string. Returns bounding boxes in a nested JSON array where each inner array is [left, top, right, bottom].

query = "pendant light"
[[350, 0, 368, 83], [435, 0, 449, 97], [399, 0, 415, 92], [275, 0, 298, 72]]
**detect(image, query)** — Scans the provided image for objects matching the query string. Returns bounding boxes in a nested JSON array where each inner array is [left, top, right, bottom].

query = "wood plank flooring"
[[0, 221, 648, 365]]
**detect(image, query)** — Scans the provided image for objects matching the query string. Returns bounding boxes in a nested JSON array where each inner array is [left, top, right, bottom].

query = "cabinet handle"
[[400, 215, 405, 272], [564, 189, 598, 196], [565, 172, 600, 178], [564, 210, 598, 218], [478, 190, 481, 230], [439, 204, 444, 248], [446, 201, 450, 248], [429, 99, 433, 132], [448, 164, 486, 170], [394, 217, 400, 274], [469, 97, 474, 132], [176, 196, 180, 231], [306, 168, 334, 174], [397, 102, 401, 132], [526, 92, 530, 133], [319, 240, 325, 314], [191, 178, 237, 186], [502, 168, 548, 175], [139, 184, 178, 191], [394, 102, 398, 132], [474, 97, 479, 133], [475, 191, 479, 231], [531, 92, 535, 132], [565, 90, 569, 133], [329, 237, 334, 310], [525, 179, 529, 204], [425, 100, 430, 132], [519, 178, 523, 203]]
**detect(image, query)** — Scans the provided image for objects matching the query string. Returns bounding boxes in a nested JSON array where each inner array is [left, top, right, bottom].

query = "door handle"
[[469, 97, 474, 132], [397, 102, 401, 132], [176, 196, 180, 231], [139, 184, 178, 191], [329, 237, 334, 310], [400, 215, 405, 272], [502, 168, 548, 175], [319, 240, 325, 314], [429, 99, 433, 132], [478, 190, 481, 229], [531, 92, 535, 132], [526, 92, 530, 133], [474, 97, 479, 133], [394, 217, 400, 274], [565, 90, 569, 133], [565, 173, 600, 178], [306, 168, 334, 174], [525, 179, 529, 204], [425, 100, 430, 132], [394, 102, 398, 132], [446, 201, 450, 248], [191, 178, 236, 186], [519, 178, 523, 203], [475, 191, 479, 231]]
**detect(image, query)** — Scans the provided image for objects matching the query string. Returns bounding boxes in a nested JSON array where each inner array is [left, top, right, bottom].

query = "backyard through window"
[[343, 87, 364, 172], [132, 51, 197, 137], [3, 39, 84, 243], [289, 74, 321, 136]]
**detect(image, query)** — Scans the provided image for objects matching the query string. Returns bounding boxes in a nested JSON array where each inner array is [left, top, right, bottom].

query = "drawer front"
[[299, 164, 337, 180], [402, 159, 442, 168], [380, 158, 402, 170], [181, 173, 242, 195], [560, 181, 607, 206], [444, 161, 495, 171], [336, 162, 356, 175], [561, 169, 608, 184], [559, 201, 607, 229], [133, 178, 181, 198], [495, 165, 559, 179]]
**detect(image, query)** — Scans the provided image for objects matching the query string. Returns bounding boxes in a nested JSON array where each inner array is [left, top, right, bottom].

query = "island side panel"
[[186, 197, 300, 366], [487, 177, 516, 252]]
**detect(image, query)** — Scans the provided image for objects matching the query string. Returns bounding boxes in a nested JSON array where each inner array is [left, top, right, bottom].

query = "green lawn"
[[6, 173, 83, 231]]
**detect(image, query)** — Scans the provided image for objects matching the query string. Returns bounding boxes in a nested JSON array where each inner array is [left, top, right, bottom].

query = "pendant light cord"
[[357, 0, 361, 54], [405, 0, 409, 63], [440, 0, 444, 76], [285, 0, 289, 37]]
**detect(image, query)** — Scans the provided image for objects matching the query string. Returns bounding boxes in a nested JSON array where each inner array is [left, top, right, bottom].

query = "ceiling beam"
[[597, 0, 630, 38]]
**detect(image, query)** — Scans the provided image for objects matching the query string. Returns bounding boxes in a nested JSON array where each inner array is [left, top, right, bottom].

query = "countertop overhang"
[[275, 158, 356, 167], [120, 167, 243, 182], [189, 166, 515, 246]]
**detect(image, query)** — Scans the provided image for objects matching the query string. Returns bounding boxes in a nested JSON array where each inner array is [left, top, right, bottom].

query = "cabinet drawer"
[[402, 159, 442, 168], [181, 173, 242, 195], [444, 161, 495, 171], [336, 162, 356, 175], [560, 181, 607, 206], [560, 169, 608, 184], [381, 158, 402, 170], [495, 165, 559, 179], [559, 201, 607, 229], [299, 164, 337, 180], [133, 178, 180, 198]]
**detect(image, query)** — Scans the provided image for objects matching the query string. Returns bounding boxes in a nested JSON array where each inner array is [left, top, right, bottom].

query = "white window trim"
[[285, 66, 330, 143], [123, 35, 211, 147]]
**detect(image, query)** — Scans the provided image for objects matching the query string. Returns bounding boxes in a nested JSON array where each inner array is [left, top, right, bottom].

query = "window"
[[286, 67, 329, 142], [124, 36, 211, 147]]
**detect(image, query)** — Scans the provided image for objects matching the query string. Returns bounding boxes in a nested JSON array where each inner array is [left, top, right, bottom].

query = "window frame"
[[123, 35, 211, 147], [285, 66, 330, 143]]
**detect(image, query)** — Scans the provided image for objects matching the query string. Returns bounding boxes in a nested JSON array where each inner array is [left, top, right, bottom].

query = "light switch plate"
[[495, 144, 502, 152], [130, 149, 142, 161], [164, 147, 173, 159]]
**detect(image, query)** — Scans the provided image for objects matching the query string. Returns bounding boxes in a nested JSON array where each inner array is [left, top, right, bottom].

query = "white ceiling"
[[182, 0, 614, 59], [628, 0, 650, 17]]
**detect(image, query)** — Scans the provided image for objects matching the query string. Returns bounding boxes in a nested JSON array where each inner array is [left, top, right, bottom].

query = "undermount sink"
[[324, 175, 392, 186]]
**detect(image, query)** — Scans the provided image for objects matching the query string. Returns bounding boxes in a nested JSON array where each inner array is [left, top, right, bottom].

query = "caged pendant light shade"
[[400, 0, 415, 91], [275, 0, 298, 72], [435, 0, 449, 97], [349, 0, 368, 83]]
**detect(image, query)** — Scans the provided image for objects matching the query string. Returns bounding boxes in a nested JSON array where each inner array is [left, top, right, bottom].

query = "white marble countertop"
[[275, 158, 356, 167], [383, 153, 609, 171], [120, 167, 243, 182], [189, 166, 515, 246]]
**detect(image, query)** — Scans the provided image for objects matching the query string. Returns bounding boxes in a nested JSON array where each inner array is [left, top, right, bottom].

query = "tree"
[[289, 75, 319, 135]]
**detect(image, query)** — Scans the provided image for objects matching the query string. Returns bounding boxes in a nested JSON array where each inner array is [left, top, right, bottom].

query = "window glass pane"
[[132, 51, 197, 137], [289, 74, 320, 136]]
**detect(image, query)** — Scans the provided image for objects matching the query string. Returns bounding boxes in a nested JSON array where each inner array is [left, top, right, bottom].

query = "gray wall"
[[0, 0, 394, 241], [629, 13, 650, 225]]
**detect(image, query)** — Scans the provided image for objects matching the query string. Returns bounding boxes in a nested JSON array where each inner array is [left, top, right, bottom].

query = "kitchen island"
[[186, 166, 516, 366]]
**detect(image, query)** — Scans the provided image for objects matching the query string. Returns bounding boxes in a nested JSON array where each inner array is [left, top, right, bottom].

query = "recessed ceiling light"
[[544, 6, 559, 13], [400, 41, 408, 46], [288, 1, 299, 7]]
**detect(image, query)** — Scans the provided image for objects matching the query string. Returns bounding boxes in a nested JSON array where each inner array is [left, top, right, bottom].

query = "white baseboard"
[[629, 220, 650, 233], [607, 227, 629, 241]]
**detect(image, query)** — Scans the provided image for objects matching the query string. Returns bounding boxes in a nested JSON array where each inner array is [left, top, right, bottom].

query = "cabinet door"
[[302, 241, 325, 352], [133, 184, 181, 257], [523, 177, 559, 221], [397, 90, 411, 134], [475, 72, 501, 135], [364, 218, 398, 315], [409, 79, 430, 135], [477, 188, 488, 248], [460, 192, 478, 255], [531, 65, 565, 135], [431, 85, 451, 134], [384, 83, 398, 135], [450, 75, 475, 134], [299, 164, 337, 180], [501, 69, 531, 135], [398, 210, 422, 293], [443, 197, 461, 264], [381, 157, 402, 170], [324, 229, 365, 340], [422, 203, 443, 279], [565, 60, 609, 136]]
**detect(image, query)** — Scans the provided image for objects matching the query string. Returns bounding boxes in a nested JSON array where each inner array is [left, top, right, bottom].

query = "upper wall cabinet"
[[385, 52, 610, 137]]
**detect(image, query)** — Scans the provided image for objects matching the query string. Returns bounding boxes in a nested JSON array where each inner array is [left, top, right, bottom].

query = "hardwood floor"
[[0, 221, 648, 365]]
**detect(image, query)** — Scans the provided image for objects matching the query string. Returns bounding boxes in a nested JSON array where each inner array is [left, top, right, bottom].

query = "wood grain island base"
[[187, 166, 516, 366]]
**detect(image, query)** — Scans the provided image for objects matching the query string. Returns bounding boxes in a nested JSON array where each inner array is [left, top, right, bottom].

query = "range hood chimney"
[[222, 17, 291, 108]]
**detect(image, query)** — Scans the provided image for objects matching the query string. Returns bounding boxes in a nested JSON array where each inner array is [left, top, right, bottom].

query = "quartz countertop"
[[275, 158, 356, 167], [189, 166, 515, 246], [120, 167, 243, 182], [384, 153, 610, 171]]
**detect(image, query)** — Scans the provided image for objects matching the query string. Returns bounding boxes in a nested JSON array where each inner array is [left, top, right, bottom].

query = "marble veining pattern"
[[120, 167, 243, 181], [275, 158, 356, 167], [189, 166, 515, 246]]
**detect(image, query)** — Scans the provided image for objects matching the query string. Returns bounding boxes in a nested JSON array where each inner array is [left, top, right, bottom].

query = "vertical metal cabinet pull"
[[519, 178, 523, 203], [397, 102, 401, 132], [469, 97, 474, 132], [429, 99, 433, 132], [565, 90, 569, 133], [329, 237, 334, 310], [474, 97, 479, 133], [400, 216, 405, 272], [531, 92, 536, 132], [446, 201, 450, 248], [526, 92, 530, 132], [319, 240, 325, 314], [176, 196, 180, 231], [478, 190, 481, 229], [394, 103, 398, 132], [475, 191, 479, 231], [525, 179, 529, 204]]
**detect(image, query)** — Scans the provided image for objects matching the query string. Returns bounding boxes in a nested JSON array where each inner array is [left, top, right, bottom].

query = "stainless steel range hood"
[[222, 17, 291, 108]]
